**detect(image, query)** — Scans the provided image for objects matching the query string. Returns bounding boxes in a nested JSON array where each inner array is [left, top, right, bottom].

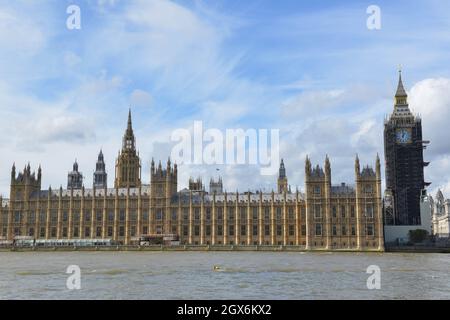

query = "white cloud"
[[409, 78, 450, 196], [130, 89, 153, 108]]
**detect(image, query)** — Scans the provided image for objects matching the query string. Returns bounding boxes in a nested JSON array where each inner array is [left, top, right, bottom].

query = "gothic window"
[[85, 227, 90, 237], [96, 227, 102, 237], [29, 212, 35, 223], [341, 206, 346, 218], [217, 207, 223, 220], [108, 211, 114, 222], [265, 225, 270, 236], [108, 226, 113, 237], [314, 186, 321, 195], [350, 206, 355, 218], [351, 225, 356, 236], [264, 207, 270, 221], [342, 226, 347, 236], [96, 211, 102, 222], [332, 206, 337, 218], [229, 225, 234, 236], [288, 208, 294, 220], [228, 209, 234, 220], [252, 207, 258, 220], [315, 223, 322, 236], [289, 225, 295, 236], [217, 225, 223, 236], [63, 212, 68, 222], [206, 225, 211, 236], [240, 207, 246, 220], [171, 210, 177, 220], [14, 211, 21, 223], [301, 225, 306, 236], [367, 224, 374, 236], [314, 205, 322, 218], [119, 210, 125, 221], [241, 225, 246, 236], [194, 208, 199, 220], [365, 205, 374, 218], [62, 227, 67, 238], [253, 225, 258, 236], [276, 225, 282, 236], [194, 225, 200, 236], [206, 208, 211, 221], [276, 207, 282, 220], [332, 225, 337, 236]]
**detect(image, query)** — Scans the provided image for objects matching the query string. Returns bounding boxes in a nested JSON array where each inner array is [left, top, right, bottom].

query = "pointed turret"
[[122, 108, 136, 152], [394, 69, 410, 108], [11, 163, 16, 182], [355, 154, 360, 177], [277, 158, 288, 193], [68, 160, 83, 190], [279, 159, 286, 178], [94, 149, 107, 189], [115, 109, 141, 188], [376, 153, 381, 178]]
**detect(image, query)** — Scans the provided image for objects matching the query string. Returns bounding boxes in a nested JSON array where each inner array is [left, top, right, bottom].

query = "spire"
[[355, 154, 360, 176], [94, 149, 107, 189], [394, 68, 409, 107], [11, 163, 16, 181], [122, 108, 136, 152], [127, 108, 132, 131], [279, 158, 286, 178], [325, 155, 331, 177], [395, 69, 407, 97]]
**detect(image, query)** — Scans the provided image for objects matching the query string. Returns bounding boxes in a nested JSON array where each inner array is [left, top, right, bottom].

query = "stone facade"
[[0, 112, 384, 251], [431, 190, 450, 238]]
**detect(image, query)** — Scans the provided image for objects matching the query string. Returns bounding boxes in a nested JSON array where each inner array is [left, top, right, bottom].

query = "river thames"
[[0, 251, 449, 299]]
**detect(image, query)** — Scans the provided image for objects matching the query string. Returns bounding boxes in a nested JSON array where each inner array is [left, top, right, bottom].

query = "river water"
[[0, 251, 449, 299]]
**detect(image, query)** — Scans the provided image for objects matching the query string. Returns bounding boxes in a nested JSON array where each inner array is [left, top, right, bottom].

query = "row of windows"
[[4, 205, 376, 224], [4, 223, 376, 239], [314, 224, 375, 236], [312, 185, 374, 195]]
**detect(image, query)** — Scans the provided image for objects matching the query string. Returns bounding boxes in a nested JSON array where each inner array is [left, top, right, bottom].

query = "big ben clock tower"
[[384, 70, 430, 226]]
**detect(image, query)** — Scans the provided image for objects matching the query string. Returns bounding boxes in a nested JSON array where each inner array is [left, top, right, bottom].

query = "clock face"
[[396, 128, 411, 144]]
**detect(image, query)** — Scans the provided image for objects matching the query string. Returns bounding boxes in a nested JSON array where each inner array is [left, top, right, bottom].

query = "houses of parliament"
[[0, 111, 385, 251]]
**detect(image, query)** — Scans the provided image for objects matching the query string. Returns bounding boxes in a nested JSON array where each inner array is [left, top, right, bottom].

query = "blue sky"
[[1, 0, 450, 197]]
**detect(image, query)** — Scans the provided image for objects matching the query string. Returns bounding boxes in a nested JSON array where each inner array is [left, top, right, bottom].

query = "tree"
[[408, 229, 428, 244]]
